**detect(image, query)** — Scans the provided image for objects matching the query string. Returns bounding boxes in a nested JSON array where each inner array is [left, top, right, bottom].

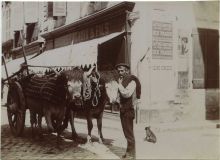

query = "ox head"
[[67, 79, 83, 106], [64, 66, 100, 107], [61, 69, 84, 106], [99, 70, 120, 105], [105, 80, 120, 105]]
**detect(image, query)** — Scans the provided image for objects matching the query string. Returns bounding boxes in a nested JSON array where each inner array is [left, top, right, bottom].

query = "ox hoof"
[[87, 136, 92, 143], [98, 137, 104, 144]]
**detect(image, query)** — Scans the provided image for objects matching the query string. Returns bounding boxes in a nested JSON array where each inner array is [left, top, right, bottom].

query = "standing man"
[[115, 63, 141, 159]]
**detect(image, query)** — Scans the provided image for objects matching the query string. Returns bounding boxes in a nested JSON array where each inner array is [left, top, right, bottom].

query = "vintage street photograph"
[[1, 1, 219, 159]]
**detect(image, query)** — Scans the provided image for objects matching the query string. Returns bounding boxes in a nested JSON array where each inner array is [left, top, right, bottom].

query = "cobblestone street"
[[1, 107, 125, 160], [1, 124, 125, 159]]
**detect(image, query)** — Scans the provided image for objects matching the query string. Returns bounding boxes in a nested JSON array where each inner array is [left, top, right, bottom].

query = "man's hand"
[[118, 77, 123, 84], [134, 99, 141, 106]]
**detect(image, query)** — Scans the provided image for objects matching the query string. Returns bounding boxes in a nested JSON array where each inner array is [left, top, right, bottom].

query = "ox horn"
[[86, 65, 96, 77]]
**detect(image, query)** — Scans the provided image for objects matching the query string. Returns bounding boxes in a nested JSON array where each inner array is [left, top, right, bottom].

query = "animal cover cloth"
[[25, 76, 63, 104]]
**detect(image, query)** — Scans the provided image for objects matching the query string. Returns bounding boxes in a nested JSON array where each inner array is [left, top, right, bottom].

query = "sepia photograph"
[[1, 1, 219, 159]]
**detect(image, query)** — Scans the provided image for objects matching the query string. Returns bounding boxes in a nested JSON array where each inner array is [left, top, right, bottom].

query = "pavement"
[[77, 112, 220, 159], [1, 106, 220, 160]]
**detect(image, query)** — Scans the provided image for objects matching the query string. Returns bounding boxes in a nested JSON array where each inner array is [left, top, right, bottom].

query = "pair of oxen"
[[24, 67, 120, 147]]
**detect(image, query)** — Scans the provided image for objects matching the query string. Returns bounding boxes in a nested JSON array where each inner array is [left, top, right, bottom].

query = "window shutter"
[[14, 31, 23, 48], [32, 23, 39, 42], [48, 2, 53, 17], [53, 2, 66, 17]]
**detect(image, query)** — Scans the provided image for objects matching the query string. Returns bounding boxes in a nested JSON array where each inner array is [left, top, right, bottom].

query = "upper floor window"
[[26, 23, 38, 44], [14, 31, 23, 48], [47, 2, 67, 29], [80, 2, 108, 17]]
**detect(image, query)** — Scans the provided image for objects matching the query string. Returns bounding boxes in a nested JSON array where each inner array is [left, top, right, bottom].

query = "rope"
[[92, 71, 101, 107], [83, 73, 92, 101], [82, 68, 101, 107]]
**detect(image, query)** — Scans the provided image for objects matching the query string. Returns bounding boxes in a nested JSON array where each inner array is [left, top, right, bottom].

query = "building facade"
[[1, 1, 219, 123], [130, 1, 219, 123]]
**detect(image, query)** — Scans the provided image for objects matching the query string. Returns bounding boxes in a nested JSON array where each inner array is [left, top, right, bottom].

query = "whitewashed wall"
[[131, 1, 219, 122], [131, 2, 179, 109], [66, 2, 81, 24]]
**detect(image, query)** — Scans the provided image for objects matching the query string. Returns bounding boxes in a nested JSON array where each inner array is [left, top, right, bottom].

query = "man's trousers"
[[120, 107, 135, 156]]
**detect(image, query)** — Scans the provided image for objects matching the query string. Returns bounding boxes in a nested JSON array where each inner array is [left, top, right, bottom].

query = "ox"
[[22, 71, 79, 147], [62, 67, 120, 143]]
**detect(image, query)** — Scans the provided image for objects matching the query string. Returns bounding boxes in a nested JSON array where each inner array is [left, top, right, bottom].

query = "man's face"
[[117, 66, 127, 78]]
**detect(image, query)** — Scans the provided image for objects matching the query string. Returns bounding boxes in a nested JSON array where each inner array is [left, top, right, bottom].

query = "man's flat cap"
[[115, 63, 130, 69]]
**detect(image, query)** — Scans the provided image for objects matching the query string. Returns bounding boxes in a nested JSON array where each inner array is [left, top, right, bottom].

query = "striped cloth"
[[25, 76, 63, 104]]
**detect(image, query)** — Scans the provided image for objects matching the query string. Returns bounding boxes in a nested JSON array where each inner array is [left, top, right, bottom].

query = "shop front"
[[28, 2, 135, 113]]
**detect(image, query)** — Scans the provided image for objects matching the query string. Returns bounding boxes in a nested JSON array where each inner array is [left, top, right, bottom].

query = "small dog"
[[144, 126, 157, 143]]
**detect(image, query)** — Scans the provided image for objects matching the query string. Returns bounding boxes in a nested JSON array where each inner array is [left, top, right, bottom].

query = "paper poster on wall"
[[178, 71, 188, 89], [152, 21, 173, 59], [178, 30, 190, 57], [150, 18, 175, 102]]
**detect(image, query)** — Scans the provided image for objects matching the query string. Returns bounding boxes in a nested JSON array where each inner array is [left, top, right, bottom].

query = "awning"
[[28, 32, 124, 72], [1, 55, 33, 79]]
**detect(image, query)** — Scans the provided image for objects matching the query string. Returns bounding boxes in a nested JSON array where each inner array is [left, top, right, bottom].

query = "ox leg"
[[30, 111, 37, 138], [56, 122, 62, 150], [37, 114, 43, 139], [44, 112, 54, 133], [60, 107, 70, 132], [97, 115, 104, 143], [70, 111, 78, 139], [69, 111, 84, 143], [86, 115, 93, 143], [56, 132, 61, 150]]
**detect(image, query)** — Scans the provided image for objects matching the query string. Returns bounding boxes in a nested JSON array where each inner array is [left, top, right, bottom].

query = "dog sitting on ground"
[[144, 126, 157, 143]]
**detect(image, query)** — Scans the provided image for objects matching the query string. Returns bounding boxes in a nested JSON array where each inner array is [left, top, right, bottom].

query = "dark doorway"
[[192, 28, 219, 120], [97, 33, 126, 71], [97, 33, 126, 113]]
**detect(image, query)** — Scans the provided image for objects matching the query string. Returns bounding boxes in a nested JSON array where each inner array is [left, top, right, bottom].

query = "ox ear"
[[56, 72, 68, 85]]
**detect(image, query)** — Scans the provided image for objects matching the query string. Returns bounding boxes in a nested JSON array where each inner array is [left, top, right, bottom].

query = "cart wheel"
[[7, 82, 26, 136]]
